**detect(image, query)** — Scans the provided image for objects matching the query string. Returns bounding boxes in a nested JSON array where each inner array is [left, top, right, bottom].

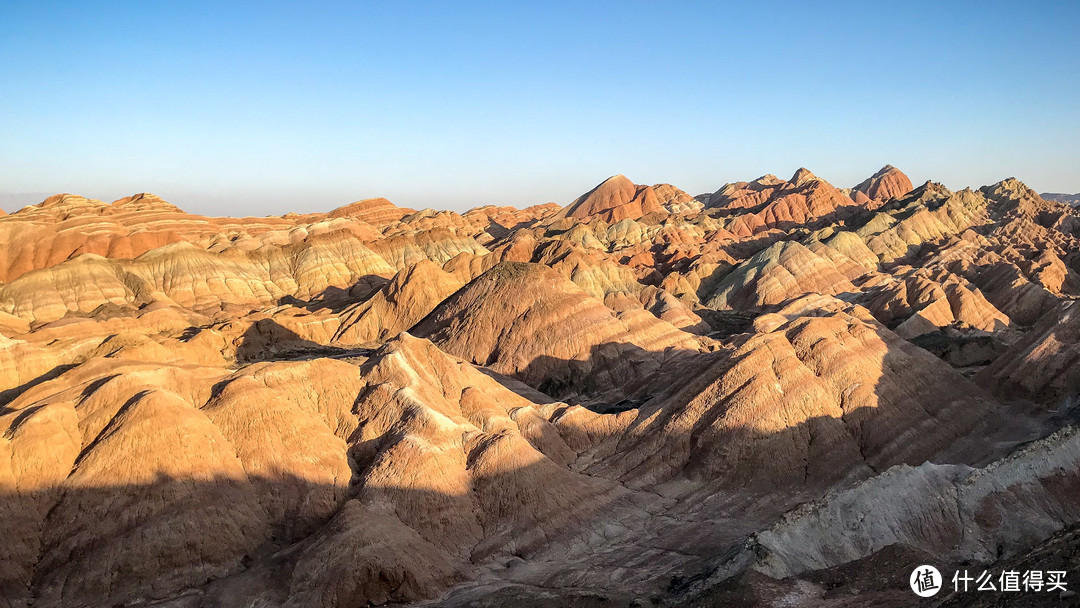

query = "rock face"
[[1, 174, 1078, 608]]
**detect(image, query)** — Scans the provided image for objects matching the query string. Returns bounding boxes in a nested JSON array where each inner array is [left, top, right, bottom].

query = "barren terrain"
[[1, 167, 1078, 607]]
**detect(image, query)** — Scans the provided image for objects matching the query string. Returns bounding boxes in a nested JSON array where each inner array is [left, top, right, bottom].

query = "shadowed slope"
[[333, 259, 466, 345], [411, 261, 704, 399]]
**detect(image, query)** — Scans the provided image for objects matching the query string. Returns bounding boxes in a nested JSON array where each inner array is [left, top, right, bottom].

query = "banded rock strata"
[[0, 165, 1077, 607]]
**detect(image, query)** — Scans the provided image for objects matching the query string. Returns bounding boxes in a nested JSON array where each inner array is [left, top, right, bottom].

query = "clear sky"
[[1, 1, 1078, 215]]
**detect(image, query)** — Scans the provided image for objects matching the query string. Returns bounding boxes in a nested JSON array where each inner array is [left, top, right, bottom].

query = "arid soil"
[[1, 167, 1078, 607]]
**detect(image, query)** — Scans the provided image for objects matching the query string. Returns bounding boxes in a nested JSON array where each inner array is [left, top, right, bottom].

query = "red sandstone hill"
[[556, 174, 666, 222], [852, 164, 914, 203], [326, 197, 416, 225]]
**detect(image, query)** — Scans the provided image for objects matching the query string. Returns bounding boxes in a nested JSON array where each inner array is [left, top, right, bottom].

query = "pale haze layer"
[[1, 1, 1078, 215]]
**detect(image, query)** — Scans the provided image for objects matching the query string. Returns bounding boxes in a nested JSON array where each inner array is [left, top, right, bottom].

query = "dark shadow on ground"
[[234, 318, 365, 364], [0, 363, 77, 407]]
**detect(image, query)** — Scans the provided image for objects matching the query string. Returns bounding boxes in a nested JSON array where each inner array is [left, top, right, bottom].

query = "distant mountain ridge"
[[1041, 192, 1080, 207]]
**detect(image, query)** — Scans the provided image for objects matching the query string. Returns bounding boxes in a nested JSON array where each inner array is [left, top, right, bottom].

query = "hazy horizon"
[[0, 164, 1072, 217], [3, 1, 1078, 216]]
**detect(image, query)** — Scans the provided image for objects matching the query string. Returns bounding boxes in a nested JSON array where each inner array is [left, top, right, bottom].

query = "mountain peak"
[[110, 193, 183, 214], [853, 165, 913, 202], [790, 167, 820, 186], [327, 197, 415, 225], [604, 173, 632, 184], [560, 174, 665, 222]]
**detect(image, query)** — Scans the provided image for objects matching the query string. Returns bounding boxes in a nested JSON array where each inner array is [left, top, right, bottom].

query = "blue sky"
[[1, 1, 1078, 215]]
